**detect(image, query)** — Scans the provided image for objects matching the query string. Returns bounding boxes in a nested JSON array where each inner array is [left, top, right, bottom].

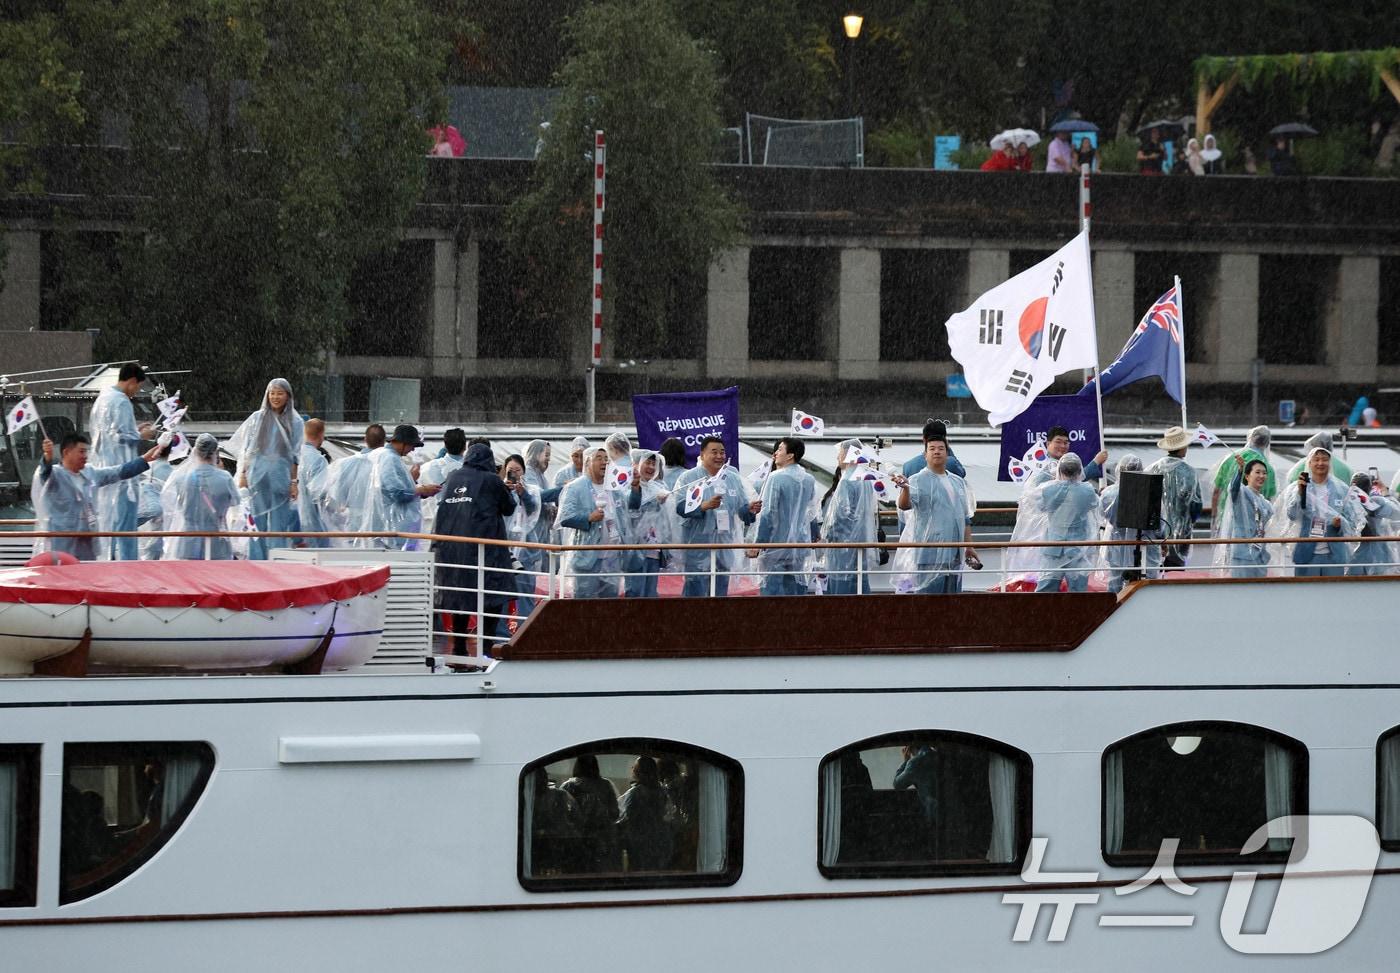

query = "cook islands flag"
[[945, 230, 1099, 426], [1080, 282, 1184, 404], [5, 396, 39, 435]]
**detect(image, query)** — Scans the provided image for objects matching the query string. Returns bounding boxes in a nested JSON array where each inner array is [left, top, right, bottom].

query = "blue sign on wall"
[[945, 374, 972, 399], [1279, 399, 1296, 424], [933, 135, 961, 170]]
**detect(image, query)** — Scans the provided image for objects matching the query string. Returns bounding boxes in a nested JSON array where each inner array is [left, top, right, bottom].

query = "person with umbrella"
[[1268, 122, 1316, 177], [980, 131, 1017, 171]]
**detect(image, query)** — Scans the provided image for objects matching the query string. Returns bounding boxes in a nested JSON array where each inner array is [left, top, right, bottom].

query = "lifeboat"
[[0, 560, 389, 674]]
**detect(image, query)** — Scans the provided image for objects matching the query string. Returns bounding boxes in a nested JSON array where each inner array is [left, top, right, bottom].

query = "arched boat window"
[[818, 731, 1031, 878], [1102, 721, 1306, 867], [1376, 727, 1400, 851], [519, 738, 743, 892], [61, 742, 215, 904], [0, 745, 39, 908]]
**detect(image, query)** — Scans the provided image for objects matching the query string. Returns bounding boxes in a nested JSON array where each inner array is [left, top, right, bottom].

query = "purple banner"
[[632, 386, 740, 471], [997, 393, 1100, 481]]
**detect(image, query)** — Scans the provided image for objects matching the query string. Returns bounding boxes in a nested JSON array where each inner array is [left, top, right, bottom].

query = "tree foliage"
[[3, 1, 447, 411], [507, 0, 742, 360]]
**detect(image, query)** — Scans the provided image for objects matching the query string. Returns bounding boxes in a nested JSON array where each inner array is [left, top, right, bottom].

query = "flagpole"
[[1175, 274, 1187, 429], [1080, 223, 1106, 457]]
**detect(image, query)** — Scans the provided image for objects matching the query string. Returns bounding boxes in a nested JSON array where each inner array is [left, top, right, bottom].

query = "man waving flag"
[[945, 230, 1099, 426]]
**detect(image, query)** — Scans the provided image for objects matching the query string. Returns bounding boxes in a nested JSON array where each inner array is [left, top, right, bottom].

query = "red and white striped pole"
[[1079, 162, 1091, 232], [585, 130, 605, 424]]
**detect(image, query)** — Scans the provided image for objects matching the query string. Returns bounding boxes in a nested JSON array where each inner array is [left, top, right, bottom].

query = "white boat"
[[1, 569, 1399, 970], [0, 561, 389, 674]]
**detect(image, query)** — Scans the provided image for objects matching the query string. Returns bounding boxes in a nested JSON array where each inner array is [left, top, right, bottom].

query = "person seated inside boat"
[[33, 434, 161, 561], [616, 756, 672, 872], [893, 744, 939, 856], [559, 755, 620, 873], [530, 772, 578, 876], [658, 757, 699, 870]]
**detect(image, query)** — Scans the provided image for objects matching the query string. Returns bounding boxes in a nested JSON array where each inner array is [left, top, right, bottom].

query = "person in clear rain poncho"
[[622, 449, 671, 598], [673, 436, 760, 597], [556, 445, 627, 598], [892, 428, 978, 594], [1213, 454, 1275, 578], [296, 418, 333, 548], [1345, 472, 1400, 576], [1284, 431, 1353, 488], [748, 437, 812, 596], [1145, 426, 1202, 569], [159, 434, 241, 560], [553, 436, 591, 491], [33, 433, 159, 561], [821, 439, 880, 594], [517, 439, 562, 616], [232, 378, 303, 559], [1021, 453, 1102, 593], [605, 431, 632, 468], [417, 428, 467, 537], [88, 363, 152, 560], [501, 452, 542, 614], [136, 441, 176, 561], [355, 424, 441, 550], [1209, 425, 1276, 531], [1267, 446, 1362, 577], [1099, 454, 1162, 592]]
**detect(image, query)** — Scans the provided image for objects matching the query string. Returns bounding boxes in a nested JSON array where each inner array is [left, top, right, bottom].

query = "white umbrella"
[[990, 130, 1014, 150], [1013, 128, 1041, 147]]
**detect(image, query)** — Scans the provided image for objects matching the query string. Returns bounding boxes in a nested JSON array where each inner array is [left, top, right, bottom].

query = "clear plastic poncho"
[[1265, 456, 1363, 570], [505, 481, 543, 562], [159, 436, 241, 560], [417, 451, 465, 535], [623, 449, 671, 572], [353, 445, 422, 550], [229, 379, 304, 556], [321, 451, 372, 545], [1006, 454, 1063, 585], [1143, 454, 1201, 544], [672, 463, 756, 572], [820, 441, 879, 592], [297, 441, 331, 544], [553, 448, 627, 596], [31, 457, 135, 560], [753, 461, 813, 584], [1212, 461, 1274, 576], [88, 383, 144, 555], [891, 464, 975, 593], [1346, 477, 1400, 574], [137, 459, 175, 560], [523, 440, 557, 544], [1018, 456, 1103, 585]]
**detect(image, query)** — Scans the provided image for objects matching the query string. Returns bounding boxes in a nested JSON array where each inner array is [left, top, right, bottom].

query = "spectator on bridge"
[[1268, 136, 1299, 176], [1183, 137, 1205, 175], [1200, 134, 1225, 174], [1074, 135, 1098, 172], [1137, 127, 1166, 175], [1046, 132, 1074, 173]]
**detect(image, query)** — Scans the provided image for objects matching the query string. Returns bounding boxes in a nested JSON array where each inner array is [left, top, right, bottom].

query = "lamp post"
[[843, 13, 863, 118]]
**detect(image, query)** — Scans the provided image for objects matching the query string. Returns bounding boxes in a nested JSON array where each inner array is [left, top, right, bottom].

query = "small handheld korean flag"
[[1022, 438, 1049, 465], [791, 409, 825, 437], [606, 463, 631, 490], [684, 481, 705, 513], [747, 458, 771, 488], [844, 444, 874, 467], [1006, 455, 1030, 482], [157, 391, 183, 421], [1191, 423, 1223, 449], [5, 396, 39, 436], [870, 475, 899, 502], [945, 230, 1099, 426], [166, 429, 192, 462]]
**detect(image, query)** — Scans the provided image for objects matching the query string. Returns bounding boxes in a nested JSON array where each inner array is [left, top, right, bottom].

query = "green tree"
[[15, 1, 447, 411], [508, 0, 742, 360]]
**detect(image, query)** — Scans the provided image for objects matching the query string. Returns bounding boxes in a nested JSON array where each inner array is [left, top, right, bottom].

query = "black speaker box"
[[1114, 471, 1163, 531]]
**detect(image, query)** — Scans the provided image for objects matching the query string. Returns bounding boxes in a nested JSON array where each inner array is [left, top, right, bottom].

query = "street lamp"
[[842, 14, 863, 119]]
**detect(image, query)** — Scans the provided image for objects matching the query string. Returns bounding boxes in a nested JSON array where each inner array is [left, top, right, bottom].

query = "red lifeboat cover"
[[0, 561, 391, 611]]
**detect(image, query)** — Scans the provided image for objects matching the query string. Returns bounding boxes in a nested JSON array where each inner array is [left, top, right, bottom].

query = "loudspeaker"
[[1114, 471, 1163, 531]]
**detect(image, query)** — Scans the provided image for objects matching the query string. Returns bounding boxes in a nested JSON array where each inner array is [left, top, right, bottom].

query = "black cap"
[[390, 423, 423, 447], [922, 418, 948, 443]]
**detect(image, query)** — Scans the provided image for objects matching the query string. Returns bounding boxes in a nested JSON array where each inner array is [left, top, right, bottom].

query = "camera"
[[506, 472, 519, 484]]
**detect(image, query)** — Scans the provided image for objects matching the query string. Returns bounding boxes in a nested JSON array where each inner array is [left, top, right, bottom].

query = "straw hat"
[[1156, 426, 1192, 451]]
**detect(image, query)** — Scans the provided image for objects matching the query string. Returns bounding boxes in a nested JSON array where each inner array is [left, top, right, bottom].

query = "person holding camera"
[[1271, 446, 1361, 578]]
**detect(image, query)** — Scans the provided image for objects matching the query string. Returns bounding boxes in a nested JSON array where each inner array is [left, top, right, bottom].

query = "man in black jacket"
[[434, 442, 517, 652]]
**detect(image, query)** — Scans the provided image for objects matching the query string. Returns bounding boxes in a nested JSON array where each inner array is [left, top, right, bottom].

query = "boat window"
[[61, 741, 214, 904], [519, 738, 743, 891], [818, 731, 1031, 878], [1103, 722, 1306, 866], [1377, 727, 1400, 851], [0, 745, 39, 908]]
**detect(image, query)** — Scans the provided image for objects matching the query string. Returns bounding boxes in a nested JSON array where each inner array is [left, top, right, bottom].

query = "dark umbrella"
[[1136, 118, 1185, 135], [1049, 119, 1099, 134], [1269, 122, 1319, 138]]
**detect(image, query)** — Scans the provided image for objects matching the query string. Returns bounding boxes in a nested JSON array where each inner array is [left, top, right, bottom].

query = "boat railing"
[[5, 528, 1400, 659]]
